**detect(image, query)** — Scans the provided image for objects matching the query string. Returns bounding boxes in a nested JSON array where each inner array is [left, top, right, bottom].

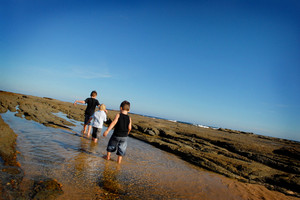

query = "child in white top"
[[88, 104, 107, 142]]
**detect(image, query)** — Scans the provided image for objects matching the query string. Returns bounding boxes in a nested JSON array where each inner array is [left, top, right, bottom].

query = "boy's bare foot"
[[117, 156, 122, 164], [105, 152, 111, 160], [102, 155, 110, 160], [81, 130, 85, 134]]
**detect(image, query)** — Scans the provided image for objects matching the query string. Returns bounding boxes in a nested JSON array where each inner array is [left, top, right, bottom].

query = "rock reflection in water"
[[98, 162, 124, 199]]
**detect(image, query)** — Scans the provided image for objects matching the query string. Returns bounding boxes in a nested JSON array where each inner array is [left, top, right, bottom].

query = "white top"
[[92, 110, 107, 128]]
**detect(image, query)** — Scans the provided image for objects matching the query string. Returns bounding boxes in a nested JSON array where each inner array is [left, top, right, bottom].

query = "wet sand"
[[0, 90, 299, 199]]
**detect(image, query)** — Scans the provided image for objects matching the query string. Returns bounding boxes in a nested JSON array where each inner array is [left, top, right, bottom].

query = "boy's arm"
[[103, 114, 120, 137], [73, 100, 85, 106], [128, 117, 132, 135]]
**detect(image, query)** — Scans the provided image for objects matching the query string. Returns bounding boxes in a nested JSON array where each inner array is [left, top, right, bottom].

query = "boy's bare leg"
[[117, 156, 122, 164], [92, 138, 98, 143], [106, 152, 111, 160], [87, 125, 92, 137], [82, 124, 87, 134]]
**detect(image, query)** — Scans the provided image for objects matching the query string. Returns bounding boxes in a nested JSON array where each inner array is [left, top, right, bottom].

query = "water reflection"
[[98, 162, 123, 198], [74, 138, 90, 172]]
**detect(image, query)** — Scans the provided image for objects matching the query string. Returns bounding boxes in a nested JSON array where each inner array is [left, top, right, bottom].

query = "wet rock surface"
[[0, 115, 18, 167], [30, 178, 63, 200], [0, 114, 25, 200], [0, 90, 299, 198], [0, 164, 25, 200]]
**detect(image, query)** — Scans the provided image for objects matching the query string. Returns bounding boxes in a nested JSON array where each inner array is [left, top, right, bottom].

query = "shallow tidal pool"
[[1, 111, 293, 200]]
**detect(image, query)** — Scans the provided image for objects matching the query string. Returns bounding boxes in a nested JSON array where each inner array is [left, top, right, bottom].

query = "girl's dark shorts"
[[92, 127, 102, 139]]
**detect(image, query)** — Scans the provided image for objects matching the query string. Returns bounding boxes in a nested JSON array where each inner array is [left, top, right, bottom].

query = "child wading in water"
[[74, 91, 101, 136], [88, 104, 107, 143], [103, 101, 132, 164]]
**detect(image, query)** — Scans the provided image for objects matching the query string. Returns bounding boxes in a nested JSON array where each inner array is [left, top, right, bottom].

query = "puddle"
[[1, 111, 290, 200]]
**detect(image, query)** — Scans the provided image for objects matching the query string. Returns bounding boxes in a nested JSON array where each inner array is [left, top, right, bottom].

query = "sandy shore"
[[0, 90, 299, 199]]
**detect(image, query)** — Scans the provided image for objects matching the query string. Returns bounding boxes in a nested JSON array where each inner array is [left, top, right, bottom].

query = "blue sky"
[[1, 0, 300, 141]]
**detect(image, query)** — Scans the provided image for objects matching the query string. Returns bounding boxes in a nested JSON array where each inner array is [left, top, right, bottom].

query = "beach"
[[0, 90, 299, 199]]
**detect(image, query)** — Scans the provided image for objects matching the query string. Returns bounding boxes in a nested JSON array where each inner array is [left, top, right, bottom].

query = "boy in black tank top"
[[103, 101, 132, 164]]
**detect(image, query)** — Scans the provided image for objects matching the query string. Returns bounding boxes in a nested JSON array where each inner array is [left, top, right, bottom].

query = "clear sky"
[[1, 0, 300, 141]]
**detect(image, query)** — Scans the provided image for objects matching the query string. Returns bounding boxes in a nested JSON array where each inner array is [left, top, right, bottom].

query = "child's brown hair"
[[90, 90, 97, 97], [120, 100, 130, 111]]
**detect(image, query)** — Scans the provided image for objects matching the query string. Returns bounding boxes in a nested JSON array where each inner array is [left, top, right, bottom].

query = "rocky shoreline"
[[126, 114, 300, 197], [0, 115, 23, 199], [0, 115, 63, 199], [0, 90, 299, 199]]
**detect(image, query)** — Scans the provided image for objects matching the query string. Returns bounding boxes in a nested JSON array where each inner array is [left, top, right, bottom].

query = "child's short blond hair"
[[100, 104, 106, 111]]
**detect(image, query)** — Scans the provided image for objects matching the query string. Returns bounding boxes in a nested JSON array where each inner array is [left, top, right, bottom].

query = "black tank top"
[[113, 113, 130, 137], [84, 98, 100, 116]]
